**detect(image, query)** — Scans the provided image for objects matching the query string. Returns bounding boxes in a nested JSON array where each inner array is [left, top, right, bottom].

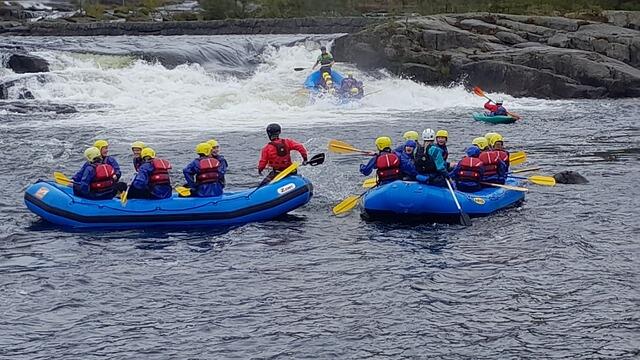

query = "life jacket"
[[495, 149, 510, 166], [269, 139, 292, 171], [196, 157, 220, 184], [318, 53, 333, 65], [149, 158, 171, 185], [478, 151, 502, 177], [375, 152, 401, 183], [457, 157, 483, 182], [89, 163, 115, 191], [414, 145, 437, 174], [494, 105, 508, 116]]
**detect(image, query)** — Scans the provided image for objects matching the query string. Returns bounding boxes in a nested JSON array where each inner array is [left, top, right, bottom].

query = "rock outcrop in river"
[[332, 13, 640, 99]]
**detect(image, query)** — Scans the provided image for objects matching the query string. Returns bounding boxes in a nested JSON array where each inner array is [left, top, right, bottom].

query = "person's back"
[[183, 143, 224, 197], [489, 133, 510, 172], [450, 147, 485, 192], [129, 147, 172, 199], [73, 146, 120, 200], [478, 150, 507, 184], [359, 137, 403, 185]]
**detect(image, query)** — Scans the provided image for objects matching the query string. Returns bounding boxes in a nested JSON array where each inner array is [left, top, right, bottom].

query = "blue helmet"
[[405, 140, 417, 148], [466, 146, 481, 157]]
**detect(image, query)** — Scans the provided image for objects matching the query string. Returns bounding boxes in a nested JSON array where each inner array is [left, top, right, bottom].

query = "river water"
[[1, 35, 639, 358]]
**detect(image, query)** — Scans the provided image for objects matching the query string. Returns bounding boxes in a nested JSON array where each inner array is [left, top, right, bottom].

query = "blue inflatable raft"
[[361, 179, 525, 223], [24, 175, 313, 229], [303, 69, 345, 92]]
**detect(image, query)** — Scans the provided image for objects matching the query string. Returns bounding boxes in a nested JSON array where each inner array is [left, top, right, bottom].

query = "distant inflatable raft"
[[24, 176, 313, 229], [361, 179, 525, 223]]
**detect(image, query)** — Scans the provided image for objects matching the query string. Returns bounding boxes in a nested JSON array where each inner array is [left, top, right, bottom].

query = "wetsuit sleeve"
[[285, 139, 308, 161], [484, 101, 497, 112], [182, 159, 199, 188], [430, 147, 448, 175], [217, 155, 227, 176], [449, 163, 461, 179], [258, 145, 269, 173], [359, 156, 377, 176], [109, 157, 121, 180], [497, 160, 507, 178], [79, 166, 95, 195], [132, 163, 151, 190], [72, 162, 88, 182]]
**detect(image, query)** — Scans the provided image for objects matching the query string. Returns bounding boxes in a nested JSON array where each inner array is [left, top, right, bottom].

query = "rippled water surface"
[[1, 35, 639, 359]]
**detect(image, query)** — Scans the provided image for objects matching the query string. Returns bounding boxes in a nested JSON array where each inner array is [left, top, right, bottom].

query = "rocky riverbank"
[[333, 12, 640, 99]]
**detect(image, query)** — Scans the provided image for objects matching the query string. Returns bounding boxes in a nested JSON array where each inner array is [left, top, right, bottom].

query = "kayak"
[[361, 179, 525, 223], [472, 112, 517, 124], [303, 69, 345, 92], [24, 175, 313, 230]]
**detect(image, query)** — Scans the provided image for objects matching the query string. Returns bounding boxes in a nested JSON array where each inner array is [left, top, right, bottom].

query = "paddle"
[[472, 86, 521, 120], [362, 178, 377, 188], [511, 167, 540, 174], [328, 139, 375, 156], [332, 192, 366, 215], [480, 182, 528, 192], [293, 67, 307, 71], [53, 171, 75, 186], [446, 178, 472, 226], [508, 175, 556, 186], [509, 151, 527, 166]]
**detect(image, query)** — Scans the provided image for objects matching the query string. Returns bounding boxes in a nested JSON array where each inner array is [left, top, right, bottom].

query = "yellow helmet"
[[350, 87, 359, 95], [140, 147, 156, 159], [489, 133, 504, 146], [323, 73, 331, 79], [84, 147, 101, 162], [436, 130, 449, 138], [484, 132, 498, 142], [131, 141, 145, 150], [195, 142, 212, 156], [206, 139, 219, 148], [402, 131, 419, 141], [375, 136, 392, 151], [472, 137, 489, 150], [347, 72, 354, 78], [93, 139, 108, 149]]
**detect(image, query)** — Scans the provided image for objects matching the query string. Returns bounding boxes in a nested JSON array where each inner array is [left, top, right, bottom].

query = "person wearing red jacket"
[[484, 98, 508, 116], [258, 123, 308, 185]]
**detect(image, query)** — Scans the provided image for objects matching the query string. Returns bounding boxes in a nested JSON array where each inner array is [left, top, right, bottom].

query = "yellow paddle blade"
[[332, 195, 361, 215], [328, 139, 372, 155], [509, 151, 527, 166], [511, 167, 540, 174], [362, 178, 377, 188], [120, 190, 128, 206], [175, 186, 191, 197], [53, 171, 73, 186], [271, 162, 299, 183], [528, 175, 556, 187], [481, 182, 528, 192]]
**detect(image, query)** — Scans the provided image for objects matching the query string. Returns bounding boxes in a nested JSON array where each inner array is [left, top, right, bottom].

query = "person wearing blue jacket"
[[449, 146, 485, 192], [207, 139, 228, 186], [73, 147, 126, 200], [396, 140, 418, 180], [183, 142, 226, 197], [414, 128, 448, 187], [360, 137, 416, 184], [94, 139, 121, 181], [127, 147, 172, 199]]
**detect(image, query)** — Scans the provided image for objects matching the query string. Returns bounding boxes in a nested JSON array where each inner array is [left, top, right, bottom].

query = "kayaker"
[[183, 142, 225, 197], [484, 98, 509, 116], [435, 129, 450, 169], [131, 140, 145, 172], [94, 139, 121, 181], [359, 136, 414, 184], [258, 123, 308, 185], [208, 138, 229, 186], [394, 131, 419, 153], [414, 129, 448, 187], [479, 146, 508, 185], [312, 45, 335, 77], [72, 146, 127, 200], [449, 146, 485, 192], [472, 137, 489, 152], [488, 133, 510, 171], [127, 147, 172, 199]]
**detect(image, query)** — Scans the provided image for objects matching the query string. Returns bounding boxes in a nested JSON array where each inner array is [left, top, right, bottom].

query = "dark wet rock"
[[554, 171, 589, 184], [0, 101, 77, 114], [18, 88, 35, 99], [333, 13, 640, 99], [602, 10, 640, 30], [6, 53, 50, 73]]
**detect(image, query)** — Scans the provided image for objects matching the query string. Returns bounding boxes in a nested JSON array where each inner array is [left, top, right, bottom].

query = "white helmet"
[[496, 98, 504, 104], [422, 128, 435, 141]]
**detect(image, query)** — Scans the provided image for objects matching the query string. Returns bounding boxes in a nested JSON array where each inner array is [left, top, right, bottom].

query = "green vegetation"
[[198, 0, 640, 19]]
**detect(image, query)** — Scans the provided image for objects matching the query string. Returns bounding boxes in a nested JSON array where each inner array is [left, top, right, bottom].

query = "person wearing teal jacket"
[[414, 128, 448, 187]]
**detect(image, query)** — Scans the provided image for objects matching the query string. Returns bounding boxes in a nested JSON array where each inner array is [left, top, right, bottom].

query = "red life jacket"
[[149, 158, 171, 185], [376, 152, 401, 183], [269, 139, 292, 171], [479, 151, 501, 177], [196, 157, 220, 184], [90, 164, 115, 191], [457, 157, 484, 182], [495, 149, 509, 166]]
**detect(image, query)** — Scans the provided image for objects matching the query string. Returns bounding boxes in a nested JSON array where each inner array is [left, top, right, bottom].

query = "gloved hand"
[[258, 169, 263, 176], [359, 164, 366, 173], [416, 174, 428, 183], [302, 159, 308, 166]]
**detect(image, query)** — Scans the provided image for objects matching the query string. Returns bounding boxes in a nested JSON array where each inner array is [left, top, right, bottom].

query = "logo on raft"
[[277, 183, 296, 195], [473, 197, 486, 205], [35, 187, 49, 199]]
